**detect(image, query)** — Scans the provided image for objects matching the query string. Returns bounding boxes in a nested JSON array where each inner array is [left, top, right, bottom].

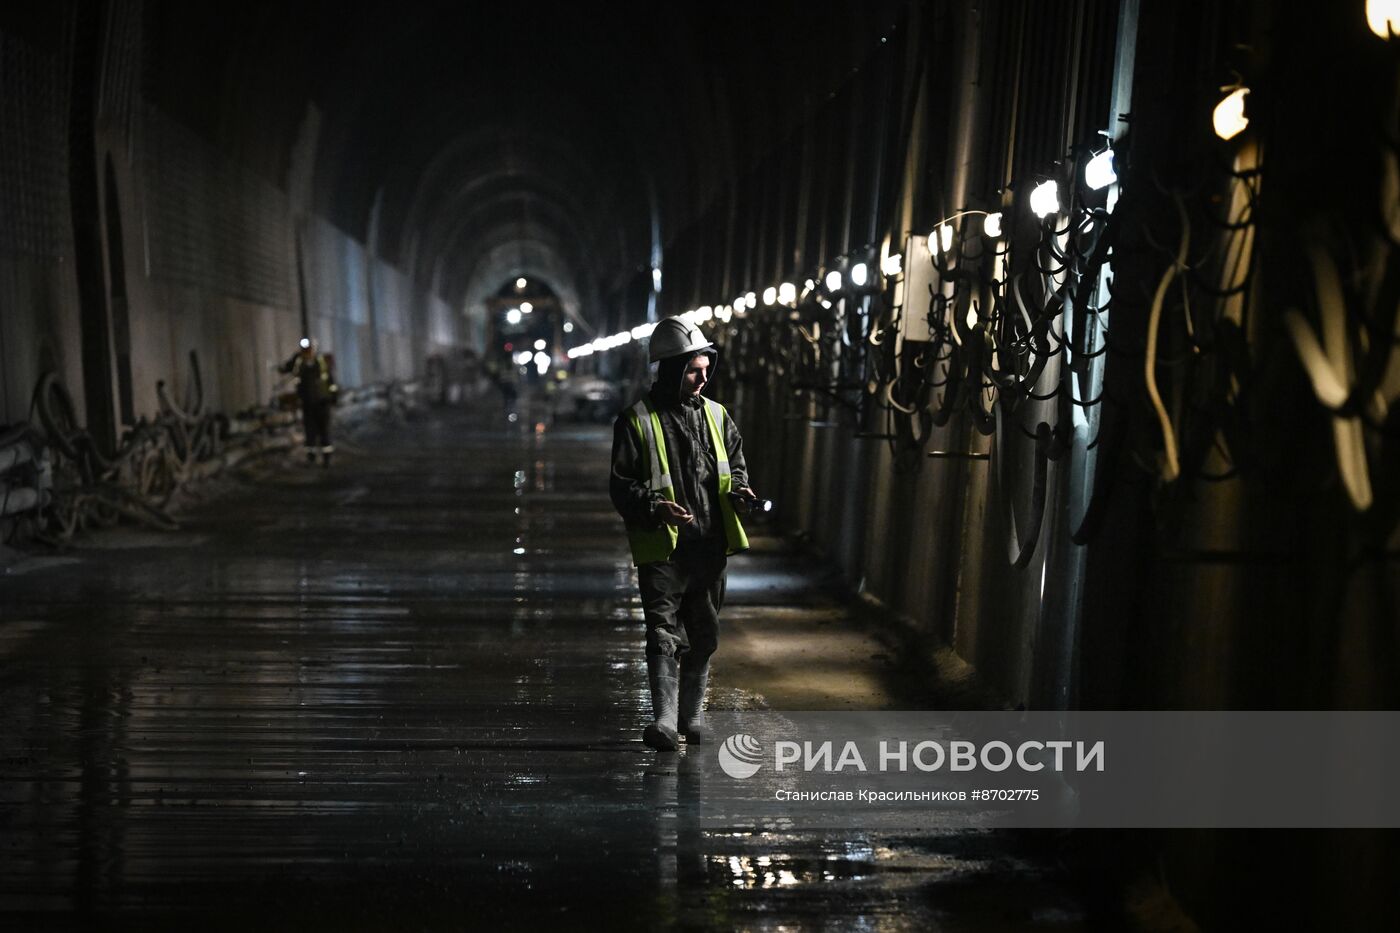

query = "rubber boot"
[[678, 660, 714, 744], [643, 655, 680, 751]]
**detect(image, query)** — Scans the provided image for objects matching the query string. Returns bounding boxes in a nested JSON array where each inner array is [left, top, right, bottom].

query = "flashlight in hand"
[[729, 490, 773, 515]]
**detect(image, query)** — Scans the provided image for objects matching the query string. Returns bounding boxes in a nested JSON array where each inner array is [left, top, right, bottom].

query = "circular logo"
[[717, 733, 763, 779]]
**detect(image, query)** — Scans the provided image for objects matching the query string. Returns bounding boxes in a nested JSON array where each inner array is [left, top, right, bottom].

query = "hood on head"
[[653, 347, 719, 407]]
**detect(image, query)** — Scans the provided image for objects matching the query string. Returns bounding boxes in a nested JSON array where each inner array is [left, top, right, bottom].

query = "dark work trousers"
[[302, 400, 333, 452], [638, 547, 727, 664]]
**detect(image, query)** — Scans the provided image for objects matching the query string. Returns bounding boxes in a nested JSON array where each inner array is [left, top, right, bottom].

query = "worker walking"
[[281, 337, 339, 467], [610, 315, 760, 751]]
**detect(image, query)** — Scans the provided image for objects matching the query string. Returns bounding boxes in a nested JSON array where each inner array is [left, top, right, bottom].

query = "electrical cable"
[[1144, 195, 1190, 482]]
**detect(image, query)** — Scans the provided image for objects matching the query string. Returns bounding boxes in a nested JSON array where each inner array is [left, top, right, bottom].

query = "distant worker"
[[280, 337, 338, 467], [610, 315, 763, 751]]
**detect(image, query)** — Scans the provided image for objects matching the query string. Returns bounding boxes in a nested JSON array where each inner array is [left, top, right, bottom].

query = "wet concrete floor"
[[1, 407, 1087, 931]]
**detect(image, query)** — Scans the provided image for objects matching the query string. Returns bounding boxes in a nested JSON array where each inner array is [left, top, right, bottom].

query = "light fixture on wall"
[[1084, 149, 1117, 190], [1368, 0, 1400, 38], [1213, 87, 1249, 140], [1029, 179, 1061, 219]]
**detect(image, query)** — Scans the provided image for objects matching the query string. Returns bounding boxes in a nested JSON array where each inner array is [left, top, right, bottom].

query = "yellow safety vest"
[[624, 396, 749, 566]]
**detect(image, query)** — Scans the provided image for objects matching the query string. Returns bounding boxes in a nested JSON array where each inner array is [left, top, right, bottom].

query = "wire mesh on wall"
[[0, 32, 71, 259], [141, 103, 293, 308]]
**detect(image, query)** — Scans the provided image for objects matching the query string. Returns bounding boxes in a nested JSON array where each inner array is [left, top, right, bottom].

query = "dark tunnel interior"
[[2, 1, 1400, 929]]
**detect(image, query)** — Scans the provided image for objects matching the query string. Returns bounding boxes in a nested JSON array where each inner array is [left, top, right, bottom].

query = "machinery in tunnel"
[[1, 0, 1399, 929]]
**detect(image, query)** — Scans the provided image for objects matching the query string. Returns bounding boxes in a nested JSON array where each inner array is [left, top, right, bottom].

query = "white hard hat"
[[648, 316, 714, 364]]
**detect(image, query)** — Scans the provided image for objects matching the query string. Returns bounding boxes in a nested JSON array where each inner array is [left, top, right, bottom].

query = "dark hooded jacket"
[[610, 349, 749, 557]]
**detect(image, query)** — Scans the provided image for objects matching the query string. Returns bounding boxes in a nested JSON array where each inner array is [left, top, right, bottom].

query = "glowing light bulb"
[[745, 291, 757, 308], [1368, 0, 1400, 38], [983, 212, 1002, 238], [1029, 180, 1061, 219], [1085, 149, 1117, 190], [850, 263, 869, 287], [1213, 88, 1249, 141], [778, 282, 796, 305], [938, 223, 955, 254], [533, 339, 546, 350], [881, 253, 903, 276], [520, 301, 533, 314], [515, 277, 527, 289], [563, 321, 573, 333], [824, 270, 843, 292], [762, 287, 777, 306], [505, 308, 523, 325]]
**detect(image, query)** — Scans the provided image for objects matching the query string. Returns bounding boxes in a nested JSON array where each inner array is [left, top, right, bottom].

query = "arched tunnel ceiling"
[[141, 0, 908, 333]]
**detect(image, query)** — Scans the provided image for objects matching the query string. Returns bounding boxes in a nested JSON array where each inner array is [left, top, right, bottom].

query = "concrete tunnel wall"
[[0, 16, 460, 434]]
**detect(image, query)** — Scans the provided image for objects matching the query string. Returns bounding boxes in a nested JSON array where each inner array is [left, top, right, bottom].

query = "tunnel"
[[2, 1, 1399, 929]]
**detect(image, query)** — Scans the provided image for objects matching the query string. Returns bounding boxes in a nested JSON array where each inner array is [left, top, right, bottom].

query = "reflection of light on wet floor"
[[715, 849, 871, 889], [0, 620, 47, 659]]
